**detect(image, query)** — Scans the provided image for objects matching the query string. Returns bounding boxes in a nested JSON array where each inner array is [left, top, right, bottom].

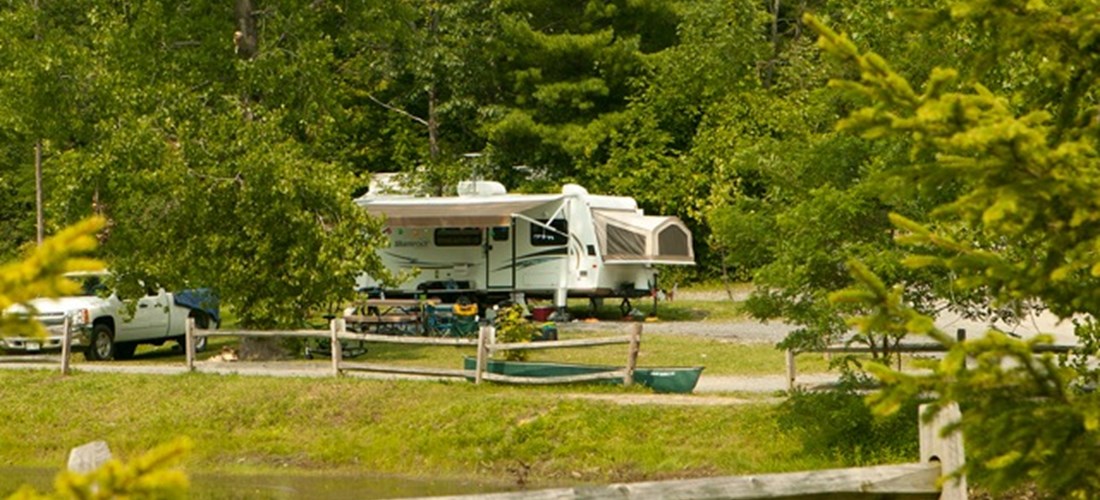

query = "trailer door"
[[486, 224, 515, 291]]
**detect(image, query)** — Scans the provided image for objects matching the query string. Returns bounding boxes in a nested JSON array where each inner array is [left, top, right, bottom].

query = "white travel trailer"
[[355, 180, 694, 313]]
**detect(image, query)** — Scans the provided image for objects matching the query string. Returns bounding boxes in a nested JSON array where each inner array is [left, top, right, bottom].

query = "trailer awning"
[[357, 195, 562, 228], [593, 210, 694, 265]]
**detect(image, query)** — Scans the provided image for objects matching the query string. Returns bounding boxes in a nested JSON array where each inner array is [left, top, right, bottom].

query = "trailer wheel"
[[86, 323, 115, 361]]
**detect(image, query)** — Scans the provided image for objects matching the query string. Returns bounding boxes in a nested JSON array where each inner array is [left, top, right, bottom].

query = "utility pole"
[[34, 0, 43, 245], [35, 141, 43, 244]]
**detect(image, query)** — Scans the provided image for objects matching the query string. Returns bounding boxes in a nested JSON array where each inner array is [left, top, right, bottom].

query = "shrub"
[[777, 383, 922, 465], [494, 303, 536, 361]]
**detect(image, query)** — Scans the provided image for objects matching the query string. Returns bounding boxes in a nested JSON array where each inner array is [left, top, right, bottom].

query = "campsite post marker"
[[331, 318, 344, 377], [475, 324, 491, 384], [186, 317, 196, 371], [624, 322, 641, 386], [60, 316, 72, 376]]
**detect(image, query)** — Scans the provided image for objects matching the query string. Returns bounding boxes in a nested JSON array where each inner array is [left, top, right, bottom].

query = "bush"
[[777, 384, 922, 465], [494, 304, 536, 361]]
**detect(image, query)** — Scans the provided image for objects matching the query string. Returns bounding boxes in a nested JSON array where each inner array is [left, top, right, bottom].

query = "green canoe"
[[463, 357, 704, 394]]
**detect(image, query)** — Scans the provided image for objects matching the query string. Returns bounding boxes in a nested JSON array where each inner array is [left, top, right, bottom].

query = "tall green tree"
[[0, 0, 101, 258], [644, 0, 989, 361], [0, 1, 389, 328], [594, 0, 768, 224], [480, 0, 679, 187], [335, 0, 499, 195]]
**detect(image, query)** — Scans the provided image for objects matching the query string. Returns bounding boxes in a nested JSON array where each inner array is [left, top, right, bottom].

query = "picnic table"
[[344, 298, 439, 335], [307, 298, 444, 359]]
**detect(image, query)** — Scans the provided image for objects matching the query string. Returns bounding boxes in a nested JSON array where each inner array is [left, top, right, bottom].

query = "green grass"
[[0, 369, 843, 491]]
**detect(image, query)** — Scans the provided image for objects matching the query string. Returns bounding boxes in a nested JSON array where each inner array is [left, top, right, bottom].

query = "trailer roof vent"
[[457, 181, 507, 197]]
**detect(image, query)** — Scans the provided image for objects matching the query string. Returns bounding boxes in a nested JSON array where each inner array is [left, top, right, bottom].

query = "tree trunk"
[[719, 247, 734, 301], [233, 0, 288, 360], [428, 85, 439, 164], [764, 0, 781, 89], [426, 8, 444, 196], [234, 0, 258, 60]]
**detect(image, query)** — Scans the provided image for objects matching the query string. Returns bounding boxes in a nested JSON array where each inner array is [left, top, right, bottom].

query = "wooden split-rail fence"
[[184, 318, 643, 385], [784, 328, 1080, 391]]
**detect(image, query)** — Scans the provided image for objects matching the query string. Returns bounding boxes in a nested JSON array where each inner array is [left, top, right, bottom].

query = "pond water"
[[0, 467, 519, 499]]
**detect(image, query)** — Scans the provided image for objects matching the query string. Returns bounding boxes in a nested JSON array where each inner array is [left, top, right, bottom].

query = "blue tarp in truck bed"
[[173, 289, 220, 325]]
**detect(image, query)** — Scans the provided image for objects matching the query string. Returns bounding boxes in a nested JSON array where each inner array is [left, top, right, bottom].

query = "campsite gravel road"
[[557, 319, 795, 343]]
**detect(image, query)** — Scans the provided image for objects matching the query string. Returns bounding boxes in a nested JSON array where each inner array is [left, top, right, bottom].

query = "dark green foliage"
[[778, 386, 922, 465], [0, 1, 391, 328], [481, 0, 680, 185]]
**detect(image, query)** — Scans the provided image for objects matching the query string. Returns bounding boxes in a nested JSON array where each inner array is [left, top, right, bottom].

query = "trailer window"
[[434, 228, 482, 247], [491, 226, 510, 242], [658, 225, 692, 256], [531, 219, 568, 246]]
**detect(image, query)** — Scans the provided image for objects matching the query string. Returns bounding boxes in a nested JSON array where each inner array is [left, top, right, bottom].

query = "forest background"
[[0, 0, 963, 333], [5, 0, 1098, 358], [6, 0, 1100, 495]]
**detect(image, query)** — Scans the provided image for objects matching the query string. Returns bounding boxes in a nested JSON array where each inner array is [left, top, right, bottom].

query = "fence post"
[[785, 348, 796, 391], [60, 316, 72, 376], [624, 322, 641, 387], [331, 318, 344, 377], [957, 329, 969, 371], [919, 402, 967, 500], [475, 324, 491, 385], [185, 317, 196, 372]]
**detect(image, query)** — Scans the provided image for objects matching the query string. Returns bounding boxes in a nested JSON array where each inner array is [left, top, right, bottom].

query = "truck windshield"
[[74, 275, 107, 297]]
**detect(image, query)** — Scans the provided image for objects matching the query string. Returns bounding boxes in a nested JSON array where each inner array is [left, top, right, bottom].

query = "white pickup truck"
[[0, 271, 219, 360]]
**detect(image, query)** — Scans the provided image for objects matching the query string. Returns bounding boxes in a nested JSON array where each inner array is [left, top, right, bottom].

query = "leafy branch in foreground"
[[807, 1, 1100, 495], [0, 217, 105, 338], [7, 438, 191, 500], [833, 262, 1100, 496]]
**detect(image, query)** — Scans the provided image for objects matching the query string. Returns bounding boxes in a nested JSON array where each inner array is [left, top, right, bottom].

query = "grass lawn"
[[0, 287, 922, 496], [0, 370, 845, 491]]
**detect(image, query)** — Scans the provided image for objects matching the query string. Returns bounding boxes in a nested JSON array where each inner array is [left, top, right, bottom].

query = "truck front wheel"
[[86, 323, 115, 361]]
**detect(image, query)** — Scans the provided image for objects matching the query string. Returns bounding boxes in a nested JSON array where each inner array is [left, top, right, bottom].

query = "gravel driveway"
[[558, 319, 795, 344]]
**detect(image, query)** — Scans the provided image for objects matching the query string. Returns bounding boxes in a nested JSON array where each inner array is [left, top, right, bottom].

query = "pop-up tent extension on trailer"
[[354, 180, 694, 314]]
